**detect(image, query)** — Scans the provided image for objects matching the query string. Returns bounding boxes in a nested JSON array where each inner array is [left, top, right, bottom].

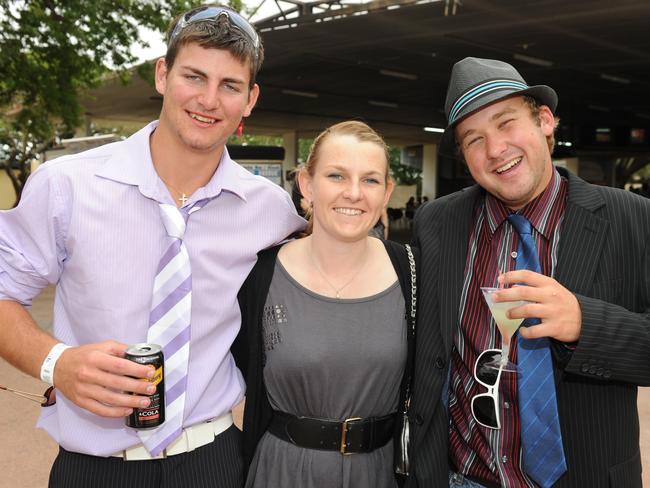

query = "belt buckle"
[[340, 417, 362, 455]]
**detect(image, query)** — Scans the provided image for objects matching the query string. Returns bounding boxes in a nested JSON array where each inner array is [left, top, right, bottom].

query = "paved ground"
[[1, 284, 648, 487]]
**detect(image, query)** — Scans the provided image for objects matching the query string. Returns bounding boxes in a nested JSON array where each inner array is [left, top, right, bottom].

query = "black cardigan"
[[232, 239, 417, 480]]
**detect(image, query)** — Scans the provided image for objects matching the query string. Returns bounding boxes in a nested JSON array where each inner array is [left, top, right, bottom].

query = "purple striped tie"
[[138, 199, 209, 456]]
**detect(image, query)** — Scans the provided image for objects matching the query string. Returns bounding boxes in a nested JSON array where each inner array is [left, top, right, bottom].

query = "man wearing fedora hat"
[[407, 57, 650, 487]]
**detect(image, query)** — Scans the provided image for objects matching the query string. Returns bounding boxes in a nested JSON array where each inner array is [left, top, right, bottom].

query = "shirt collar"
[[95, 120, 247, 204], [485, 168, 565, 239], [201, 147, 248, 202], [95, 121, 158, 193]]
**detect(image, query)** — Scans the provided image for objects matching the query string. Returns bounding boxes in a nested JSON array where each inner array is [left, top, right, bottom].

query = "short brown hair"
[[165, 4, 264, 87], [522, 95, 560, 154]]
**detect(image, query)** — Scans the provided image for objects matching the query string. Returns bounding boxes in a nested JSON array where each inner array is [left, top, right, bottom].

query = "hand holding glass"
[[480, 286, 527, 372]]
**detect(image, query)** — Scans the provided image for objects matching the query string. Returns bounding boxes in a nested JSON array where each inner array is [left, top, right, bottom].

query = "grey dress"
[[245, 261, 407, 488]]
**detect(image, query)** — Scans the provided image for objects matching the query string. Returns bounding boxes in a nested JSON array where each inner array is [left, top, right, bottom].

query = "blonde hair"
[[298, 120, 391, 234]]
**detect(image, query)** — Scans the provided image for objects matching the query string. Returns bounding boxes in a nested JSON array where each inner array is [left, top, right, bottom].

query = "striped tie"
[[508, 214, 567, 488], [138, 199, 209, 456]]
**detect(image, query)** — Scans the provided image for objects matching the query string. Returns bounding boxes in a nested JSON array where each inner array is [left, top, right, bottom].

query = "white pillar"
[[282, 131, 298, 192], [421, 143, 438, 199]]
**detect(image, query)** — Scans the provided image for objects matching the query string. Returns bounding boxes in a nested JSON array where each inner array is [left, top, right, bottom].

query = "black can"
[[125, 343, 165, 429]]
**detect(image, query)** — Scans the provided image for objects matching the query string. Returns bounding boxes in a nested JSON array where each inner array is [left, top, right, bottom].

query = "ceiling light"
[[600, 73, 630, 84], [281, 89, 319, 98], [513, 53, 553, 67], [368, 100, 399, 108], [379, 69, 418, 81], [424, 127, 445, 133]]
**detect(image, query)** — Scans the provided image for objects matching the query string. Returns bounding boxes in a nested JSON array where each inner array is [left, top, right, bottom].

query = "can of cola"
[[125, 343, 165, 429]]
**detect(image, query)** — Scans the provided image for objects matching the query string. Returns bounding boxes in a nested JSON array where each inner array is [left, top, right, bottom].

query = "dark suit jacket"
[[408, 168, 650, 488]]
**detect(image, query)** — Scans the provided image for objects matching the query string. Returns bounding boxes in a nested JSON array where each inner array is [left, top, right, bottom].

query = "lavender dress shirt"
[[0, 121, 305, 456]]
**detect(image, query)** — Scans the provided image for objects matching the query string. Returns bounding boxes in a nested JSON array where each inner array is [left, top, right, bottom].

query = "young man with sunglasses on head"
[[408, 57, 650, 487], [0, 5, 304, 487]]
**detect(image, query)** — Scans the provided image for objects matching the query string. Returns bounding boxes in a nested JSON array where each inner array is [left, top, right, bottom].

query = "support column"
[[421, 143, 438, 199], [282, 131, 298, 192]]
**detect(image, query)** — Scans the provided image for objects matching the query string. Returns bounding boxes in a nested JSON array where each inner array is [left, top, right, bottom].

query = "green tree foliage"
[[388, 146, 421, 186], [0, 0, 206, 206]]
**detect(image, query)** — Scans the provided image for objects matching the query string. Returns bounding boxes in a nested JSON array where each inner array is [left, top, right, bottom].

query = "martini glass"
[[480, 286, 527, 372]]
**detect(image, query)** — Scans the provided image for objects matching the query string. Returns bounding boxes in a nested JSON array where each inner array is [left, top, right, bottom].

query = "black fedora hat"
[[440, 57, 558, 157]]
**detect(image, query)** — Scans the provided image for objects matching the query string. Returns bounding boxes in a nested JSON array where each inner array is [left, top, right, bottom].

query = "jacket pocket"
[[609, 450, 642, 488]]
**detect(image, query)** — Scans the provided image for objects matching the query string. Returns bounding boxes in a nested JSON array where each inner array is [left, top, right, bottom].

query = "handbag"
[[395, 243, 416, 476]]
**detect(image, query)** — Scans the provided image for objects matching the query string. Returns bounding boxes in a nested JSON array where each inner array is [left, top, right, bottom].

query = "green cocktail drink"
[[481, 287, 526, 372]]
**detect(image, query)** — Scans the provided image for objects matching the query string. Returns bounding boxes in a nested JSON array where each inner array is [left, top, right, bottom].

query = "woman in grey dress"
[[234, 121, 414, 488]]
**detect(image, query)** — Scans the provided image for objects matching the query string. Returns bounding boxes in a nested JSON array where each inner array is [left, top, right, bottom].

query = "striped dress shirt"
[[449, 169, 567, 487], [0, 121, 306, 456]]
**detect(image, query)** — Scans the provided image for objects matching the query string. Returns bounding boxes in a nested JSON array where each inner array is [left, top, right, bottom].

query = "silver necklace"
[[309, 242, 368, 299]]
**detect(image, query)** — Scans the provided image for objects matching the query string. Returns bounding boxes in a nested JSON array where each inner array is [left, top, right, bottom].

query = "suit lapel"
[[439, 185, 481, 353], [555, 170, 608, 295], [432, 171, 605, 358]]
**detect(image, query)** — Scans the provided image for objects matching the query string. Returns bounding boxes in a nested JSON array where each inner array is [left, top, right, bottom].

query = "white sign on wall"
[[241, 163, 283, 186]]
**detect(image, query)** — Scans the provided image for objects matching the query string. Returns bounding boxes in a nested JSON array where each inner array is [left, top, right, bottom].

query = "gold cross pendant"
[[178, 193, 188, 206]]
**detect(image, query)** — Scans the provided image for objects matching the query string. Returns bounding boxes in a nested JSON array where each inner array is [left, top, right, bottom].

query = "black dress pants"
[[48, 424, 243, 488]]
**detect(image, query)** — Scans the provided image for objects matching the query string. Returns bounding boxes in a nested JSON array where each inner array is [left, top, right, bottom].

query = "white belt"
[[113, 412, 233, 461]]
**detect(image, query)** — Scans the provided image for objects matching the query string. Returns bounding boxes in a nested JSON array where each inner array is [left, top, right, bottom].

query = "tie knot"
[[158, 198, 211, 239], [507, 214, 533, 236], [159, 203, 187, 239]]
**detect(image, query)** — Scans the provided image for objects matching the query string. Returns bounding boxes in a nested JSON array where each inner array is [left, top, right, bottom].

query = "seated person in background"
[[405, 196, 416, 219]]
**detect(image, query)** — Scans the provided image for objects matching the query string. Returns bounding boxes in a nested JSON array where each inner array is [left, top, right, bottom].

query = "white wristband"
[[40, 343, 71, 386]]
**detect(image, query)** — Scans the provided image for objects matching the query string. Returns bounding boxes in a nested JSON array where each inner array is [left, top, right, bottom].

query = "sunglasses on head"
[[170, 6, 260, 53], [471, 349, 505, 429]]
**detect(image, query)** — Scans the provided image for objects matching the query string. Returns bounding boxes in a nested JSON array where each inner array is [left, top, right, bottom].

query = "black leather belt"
[[268, 410, 395, 454]]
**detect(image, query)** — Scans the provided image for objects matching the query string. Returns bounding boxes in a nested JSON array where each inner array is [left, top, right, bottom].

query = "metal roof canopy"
[[249, 0, 650, 148], [82, 0, 650, 155]]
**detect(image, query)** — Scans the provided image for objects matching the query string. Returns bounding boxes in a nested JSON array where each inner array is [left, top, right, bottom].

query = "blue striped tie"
[[138, 199, 210, 456], [508, 214, 567, 488]]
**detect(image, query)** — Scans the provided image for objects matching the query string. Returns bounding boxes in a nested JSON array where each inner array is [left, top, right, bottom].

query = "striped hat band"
[[449, 79, 529, 124]]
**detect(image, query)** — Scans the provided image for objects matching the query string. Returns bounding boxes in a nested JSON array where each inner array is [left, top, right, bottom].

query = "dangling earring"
[[237, 120, 245, 138]]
